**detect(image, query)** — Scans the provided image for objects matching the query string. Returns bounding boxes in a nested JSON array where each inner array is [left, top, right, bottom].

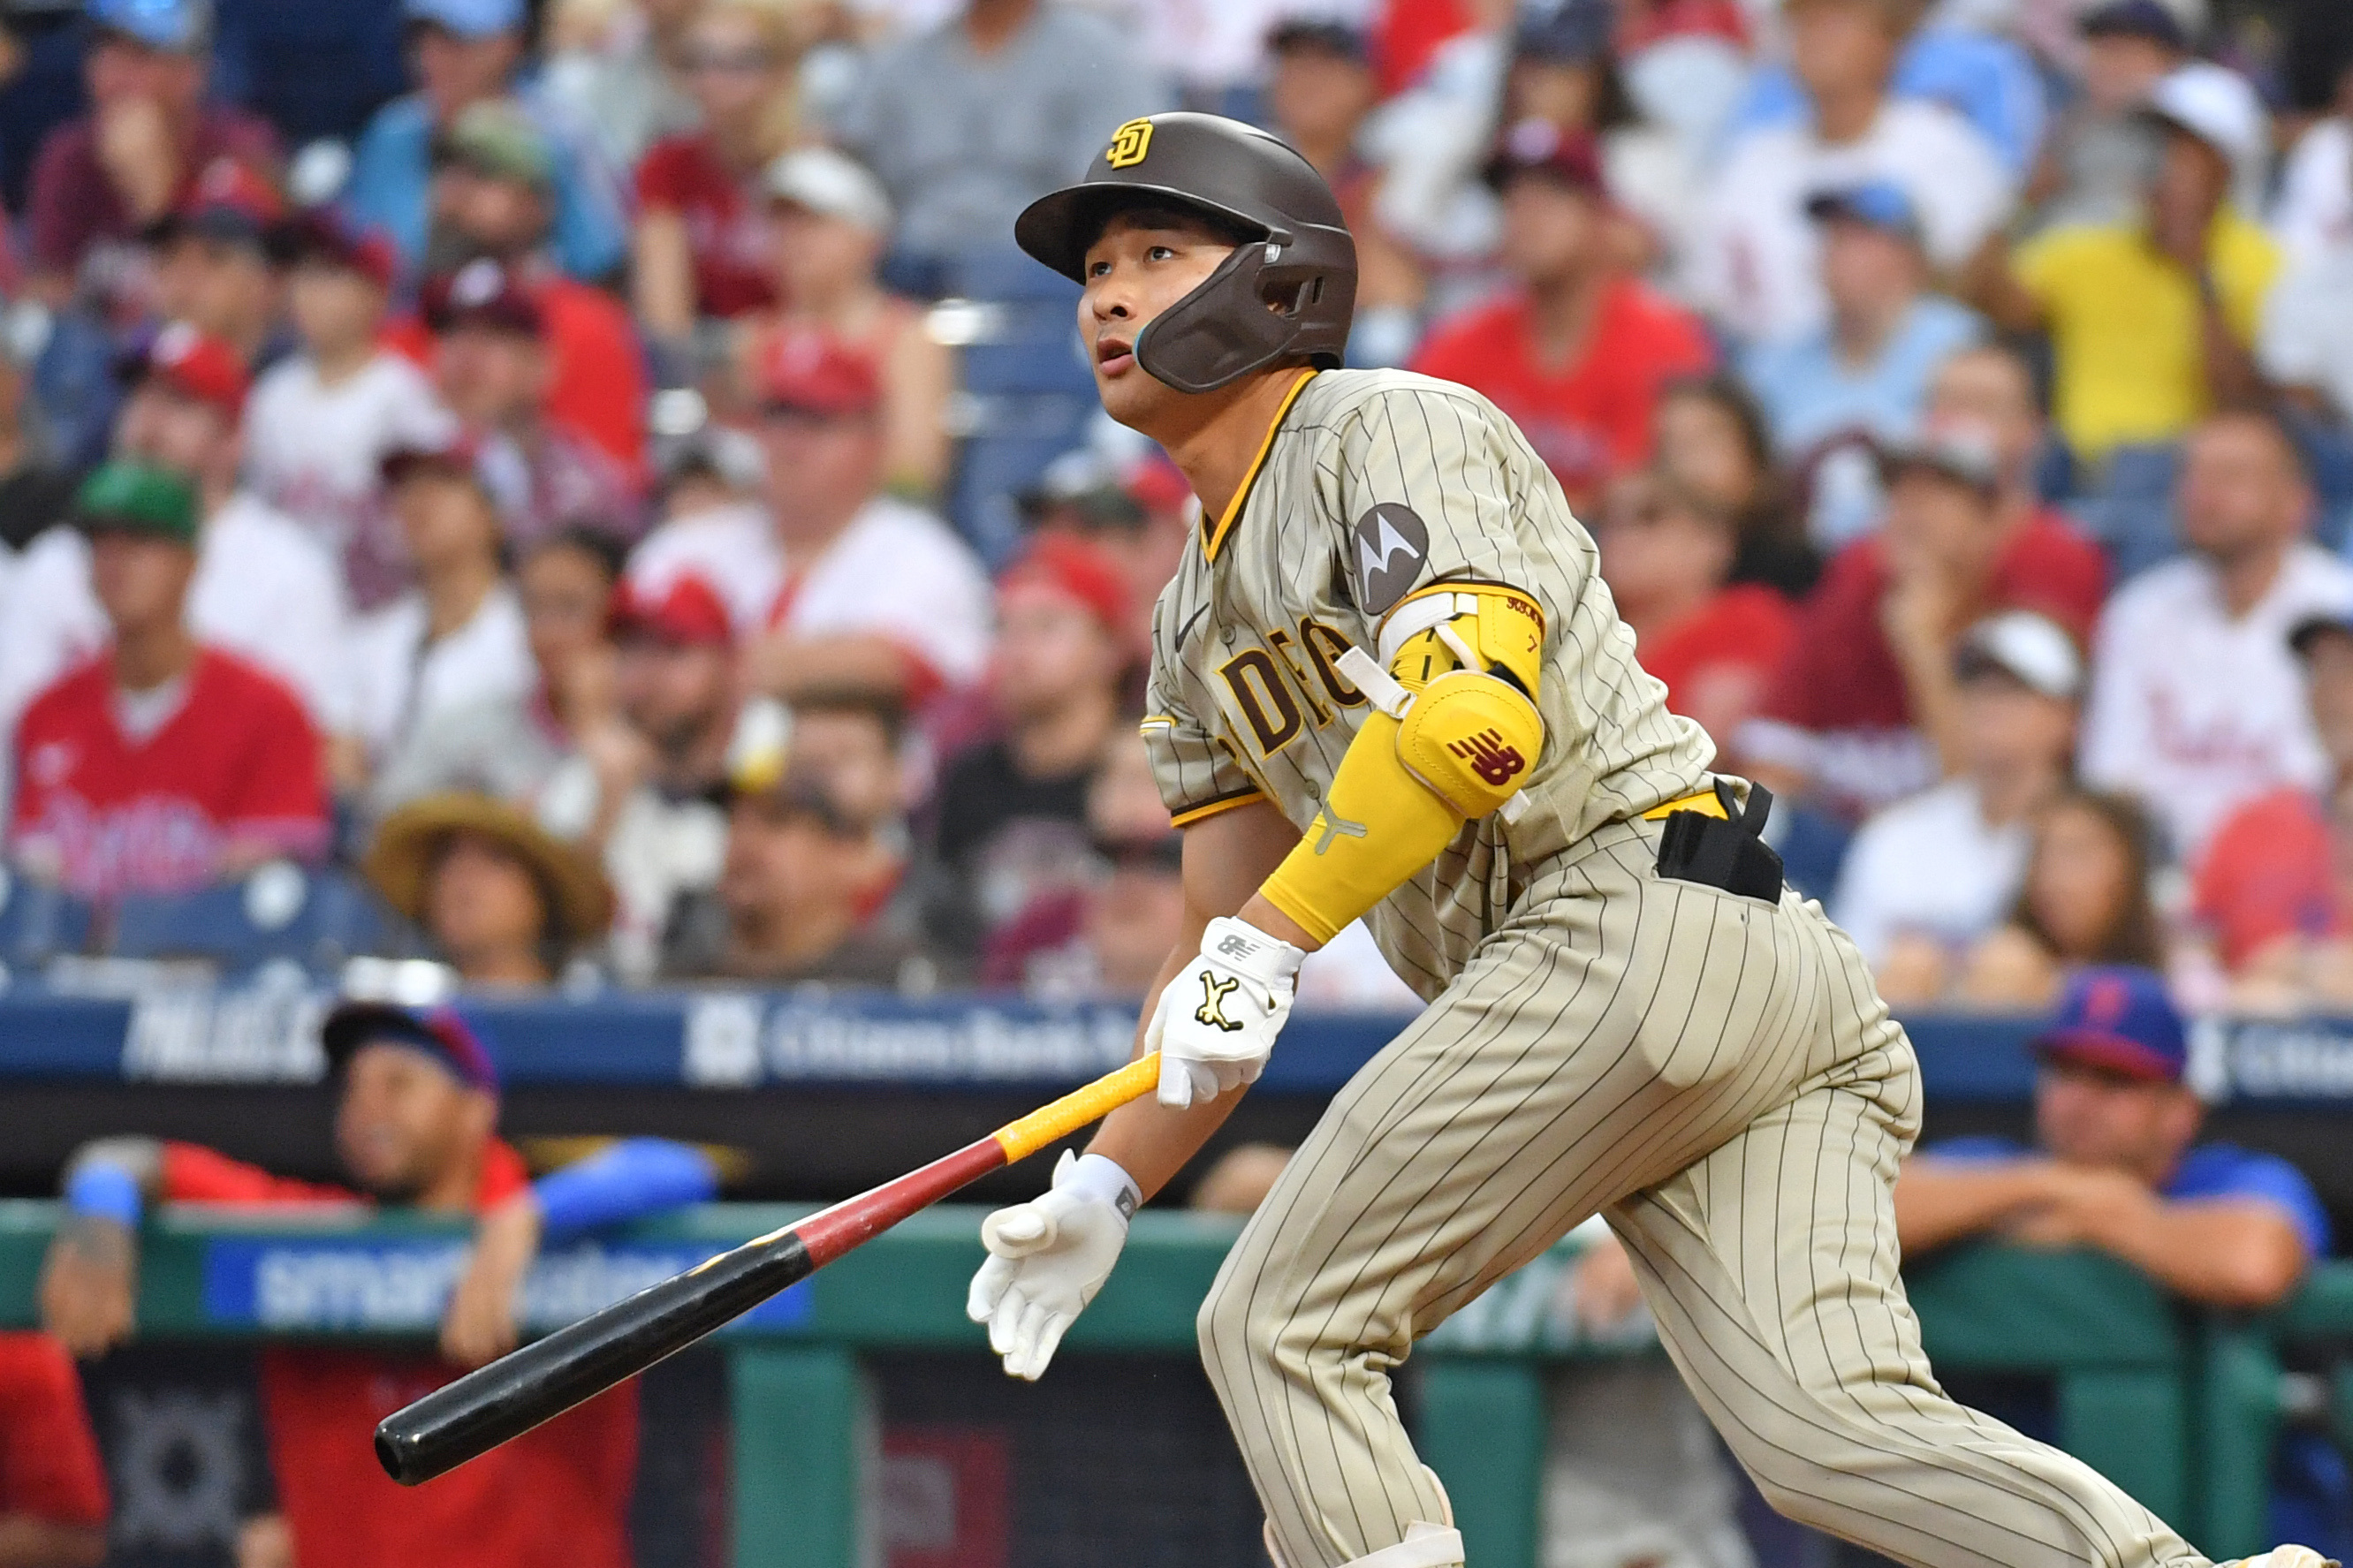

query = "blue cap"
[[2033, 966, 2187, 1084], [405, 0, 521, 39], [1805, 180, 1924, 244], [87, 0, 210, 51]]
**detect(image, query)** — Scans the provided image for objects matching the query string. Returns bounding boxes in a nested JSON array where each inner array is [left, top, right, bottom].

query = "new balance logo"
[[1195, 973, 1245, 1032], [1448, 730, 1525, 787], [1216, 934, 1256, 959]]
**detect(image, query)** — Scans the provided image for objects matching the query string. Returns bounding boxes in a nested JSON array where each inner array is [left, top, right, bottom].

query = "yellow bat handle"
[[992, 1052, 1163, 1163]]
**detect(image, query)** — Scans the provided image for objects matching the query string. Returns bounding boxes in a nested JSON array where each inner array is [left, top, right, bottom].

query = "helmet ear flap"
[[1134, 242, 1300, 395], [1133, 231, 1357, 394]]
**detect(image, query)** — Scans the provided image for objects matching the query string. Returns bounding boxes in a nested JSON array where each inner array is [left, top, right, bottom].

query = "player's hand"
[[1145, 916, 1305, 1109], [967, 1150, 1138, 1381], [39, 1216, 138, 1357], [440, 1194, 543, 1368]]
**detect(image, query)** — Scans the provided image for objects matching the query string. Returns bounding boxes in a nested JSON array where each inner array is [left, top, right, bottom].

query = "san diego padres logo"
[[1448, 730, 1525, 788], [1106, 118, 1154, 169], [1195, 973, 1244, 1032]]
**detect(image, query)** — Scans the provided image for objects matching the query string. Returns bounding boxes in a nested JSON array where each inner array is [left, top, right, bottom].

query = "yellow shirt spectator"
[[2015, 209, 2281, 462]]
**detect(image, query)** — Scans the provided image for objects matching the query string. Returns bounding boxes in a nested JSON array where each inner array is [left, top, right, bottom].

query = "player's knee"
[[1196, 1265, 1303, 1394]]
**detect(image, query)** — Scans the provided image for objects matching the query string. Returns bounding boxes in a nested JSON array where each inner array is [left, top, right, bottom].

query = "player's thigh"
[[1209, 838, 1839, 1359], [1606, 1054, 1932, 1416]]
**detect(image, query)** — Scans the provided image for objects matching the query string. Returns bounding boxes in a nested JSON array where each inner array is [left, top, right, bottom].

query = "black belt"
[[1651, 780, 1785, 902]]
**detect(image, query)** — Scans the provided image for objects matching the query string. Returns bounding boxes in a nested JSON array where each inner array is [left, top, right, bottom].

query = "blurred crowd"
[[0, 0, 2350, 1019]]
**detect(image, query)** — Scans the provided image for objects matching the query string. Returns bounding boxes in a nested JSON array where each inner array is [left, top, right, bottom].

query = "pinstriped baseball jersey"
[[1140, 366, 1713, 996]]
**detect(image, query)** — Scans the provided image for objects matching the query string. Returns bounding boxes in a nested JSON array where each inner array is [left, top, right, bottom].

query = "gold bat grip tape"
[[993, 1053, 1164, 1163]]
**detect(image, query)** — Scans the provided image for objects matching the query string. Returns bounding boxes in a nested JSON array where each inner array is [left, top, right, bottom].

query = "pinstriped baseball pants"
[[1198, 820, 2198, 1568]]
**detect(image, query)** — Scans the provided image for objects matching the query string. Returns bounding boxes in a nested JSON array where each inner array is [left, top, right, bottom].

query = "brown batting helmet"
[[1015, 111, 1357, 395]]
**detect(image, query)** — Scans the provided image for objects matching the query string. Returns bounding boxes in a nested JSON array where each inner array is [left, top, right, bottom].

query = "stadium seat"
[[0, 865, 92, 968], [2074, 443, 2182, 585], [110, 862, 398, 973]]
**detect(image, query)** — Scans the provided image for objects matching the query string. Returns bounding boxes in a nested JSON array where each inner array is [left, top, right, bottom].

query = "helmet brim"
[[1015, 181, 1272, 283]]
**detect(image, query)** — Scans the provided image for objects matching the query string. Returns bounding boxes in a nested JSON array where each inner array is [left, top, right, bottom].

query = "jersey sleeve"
[[161, 1142, 353, 1205], [0, 1333, 108, 1526], [1140, 670, 1265, 827], [1322, 383, 1552, 632]]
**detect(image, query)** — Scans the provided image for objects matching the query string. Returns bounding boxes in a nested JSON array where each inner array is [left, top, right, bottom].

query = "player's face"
[[1078, 212, 1239, 428], [520, 542, 616, 688], [87, 529, 196, 633], [1955, 672, 2076, 779], [288, 261, 384, 354], [335, 1042, 491, 1202], [2178, 418, 2308, 563], [427, 829, 553, 975], [2035, 1062, 2198, 1179]]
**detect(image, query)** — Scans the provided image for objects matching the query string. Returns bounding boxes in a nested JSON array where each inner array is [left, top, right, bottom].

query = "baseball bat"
[[374, 1052, 1164, 1487]]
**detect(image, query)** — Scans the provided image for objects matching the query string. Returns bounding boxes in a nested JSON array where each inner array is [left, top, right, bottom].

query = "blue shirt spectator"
[[1740, 182, 1985, 542], [1723, 24, 2048, 181], [345, 0, 629, 285]]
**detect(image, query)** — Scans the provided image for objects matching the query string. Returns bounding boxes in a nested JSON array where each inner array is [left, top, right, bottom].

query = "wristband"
[[65, 1163, 144, 1229], [1057, 1151, 1142, 1223]]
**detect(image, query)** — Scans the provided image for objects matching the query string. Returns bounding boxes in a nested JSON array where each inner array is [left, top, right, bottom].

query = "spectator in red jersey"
[[746, 337, 991, 707], [246, 208, 457, 612], [0, 1333, 108, 1568], [1924, 344, 2100, 610], [631, 0, 811, 353], [930, 535, 1130, 955], [141, 157, 291, 370], [38, 1000, 717, 1568], [367, 792, 617, 986], [1593, 466, 1795, 752], [2191, 610, 2353, 1006], [6, 462, 328, 899], [425, 102, 649, 473], [0, 326, 353, 743], [423, 258, 641, 555], [1412, 119, 1712, 515], [739, 148, 953, 498], [1742, 425, 2108, 838], [1263, 16, 1426, 367], [24, 0, 282, 307]]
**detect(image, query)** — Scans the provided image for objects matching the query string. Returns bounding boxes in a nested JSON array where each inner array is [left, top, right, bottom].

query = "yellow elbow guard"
[[1259, 585, 1547, 944]]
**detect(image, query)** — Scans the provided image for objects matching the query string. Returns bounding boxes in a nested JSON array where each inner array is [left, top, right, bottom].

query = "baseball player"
[[962, 112, 2326, 1568]]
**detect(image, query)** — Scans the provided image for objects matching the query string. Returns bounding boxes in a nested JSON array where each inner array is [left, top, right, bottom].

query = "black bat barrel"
[[376, 1228, 814, 1485]]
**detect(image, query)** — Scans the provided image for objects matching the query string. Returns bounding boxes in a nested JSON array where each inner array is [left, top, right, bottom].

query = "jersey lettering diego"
[[1142, 368, 1712, 995]]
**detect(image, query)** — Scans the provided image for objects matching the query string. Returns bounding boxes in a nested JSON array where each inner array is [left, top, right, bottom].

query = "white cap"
[[1955, 610, 2084, 701], [763, 148, 893, 234], [2141, 62, 2267, 174]]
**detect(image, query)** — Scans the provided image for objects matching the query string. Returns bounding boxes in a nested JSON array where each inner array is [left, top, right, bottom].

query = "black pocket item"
[[1655, 781, 1786, 902]]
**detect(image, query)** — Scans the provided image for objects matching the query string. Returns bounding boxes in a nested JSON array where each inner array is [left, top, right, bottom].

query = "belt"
[[1642, 784, 1730, 822]]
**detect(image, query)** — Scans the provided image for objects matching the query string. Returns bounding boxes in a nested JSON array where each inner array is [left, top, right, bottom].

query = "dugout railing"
[[0, 1201, 2326, 1568]]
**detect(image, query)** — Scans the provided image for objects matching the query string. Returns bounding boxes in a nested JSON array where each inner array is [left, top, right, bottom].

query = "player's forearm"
[[1891, 1160, 2060, 1254], [2094, 1201, 2308, 1308]]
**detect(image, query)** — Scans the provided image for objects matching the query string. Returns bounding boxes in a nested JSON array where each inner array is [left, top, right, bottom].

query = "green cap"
[[75, 461, 200, 545], [439, 101, 555, 192]]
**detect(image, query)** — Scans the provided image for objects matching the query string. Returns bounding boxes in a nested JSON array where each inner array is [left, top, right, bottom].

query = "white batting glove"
[[1145, 916, 1306, 1110], [966, 1149, 1139, 1381]]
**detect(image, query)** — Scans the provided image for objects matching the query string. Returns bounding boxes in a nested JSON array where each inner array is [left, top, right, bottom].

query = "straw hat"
[[366, 792, 615, 947]]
